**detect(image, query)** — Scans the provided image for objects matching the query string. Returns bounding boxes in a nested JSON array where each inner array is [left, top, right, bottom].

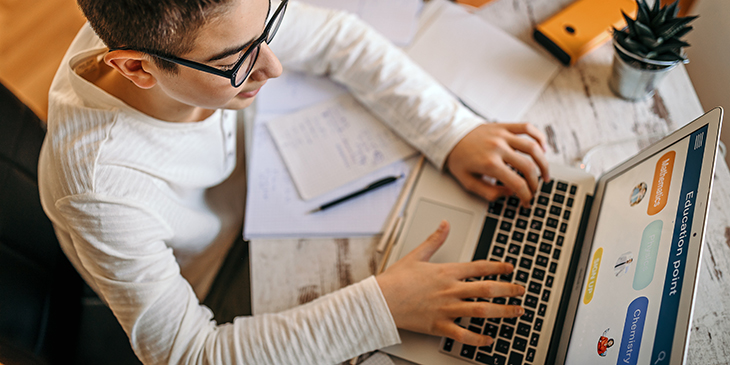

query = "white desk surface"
[[249, 0, 730, 363]]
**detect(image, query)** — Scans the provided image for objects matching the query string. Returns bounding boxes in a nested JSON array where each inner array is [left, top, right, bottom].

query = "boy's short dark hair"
[[77, 0, 234, 73]]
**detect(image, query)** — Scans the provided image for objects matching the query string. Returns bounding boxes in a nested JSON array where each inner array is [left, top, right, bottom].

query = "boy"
[[38, 0, 550, 363]]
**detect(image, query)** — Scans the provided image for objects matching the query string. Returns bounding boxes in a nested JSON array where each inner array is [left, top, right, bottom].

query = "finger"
[[501, 151, 540, 198], [506, 134, 551, 183], [445, 301, 525, 320], [503, 123, 548, 152], [449, 260, 514, 280], [440, 323, 495, 347], [456, 281, 526, 299], [406, 220, 450, 262], [482, 162, 533, 204]]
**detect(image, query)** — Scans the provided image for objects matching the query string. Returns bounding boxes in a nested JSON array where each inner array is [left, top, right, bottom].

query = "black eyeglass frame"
[[110, 0, 288, 88]]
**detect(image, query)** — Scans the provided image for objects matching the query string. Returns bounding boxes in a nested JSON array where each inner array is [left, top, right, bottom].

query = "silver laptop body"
[[382, 108, 723, 365]]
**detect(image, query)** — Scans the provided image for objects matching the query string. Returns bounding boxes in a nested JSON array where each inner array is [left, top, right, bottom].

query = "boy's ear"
[[103, 50, 158, 89]]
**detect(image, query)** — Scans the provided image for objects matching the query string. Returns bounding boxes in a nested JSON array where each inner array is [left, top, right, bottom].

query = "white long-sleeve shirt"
[[38, 2, 485, 364]]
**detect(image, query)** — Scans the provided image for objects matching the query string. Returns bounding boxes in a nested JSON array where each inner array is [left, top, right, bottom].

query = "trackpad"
[[398, 199, 475, 264]]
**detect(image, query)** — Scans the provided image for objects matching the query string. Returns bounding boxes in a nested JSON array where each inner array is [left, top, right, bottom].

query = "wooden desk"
[[250, 0, 730, 363]]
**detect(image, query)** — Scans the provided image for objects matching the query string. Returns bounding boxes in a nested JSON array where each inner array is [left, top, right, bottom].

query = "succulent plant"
[[613, 0, 697, 67]]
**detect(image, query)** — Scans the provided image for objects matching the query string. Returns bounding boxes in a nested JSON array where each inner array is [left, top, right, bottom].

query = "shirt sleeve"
[[270, 1, 485, 169], [55, 193, 400, 364]]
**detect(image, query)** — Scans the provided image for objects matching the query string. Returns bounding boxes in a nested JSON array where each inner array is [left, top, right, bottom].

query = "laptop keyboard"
[[439, 179, 577, 365]]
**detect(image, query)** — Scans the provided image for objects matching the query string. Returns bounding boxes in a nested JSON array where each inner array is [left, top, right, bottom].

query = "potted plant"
[[608, 0, 697, 100]]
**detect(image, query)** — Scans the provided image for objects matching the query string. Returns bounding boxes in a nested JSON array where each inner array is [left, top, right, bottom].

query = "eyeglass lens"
[[233, 2, 287, 87]]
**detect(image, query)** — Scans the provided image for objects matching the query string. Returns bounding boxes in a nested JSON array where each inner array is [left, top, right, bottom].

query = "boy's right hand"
[[376, 221, 525, 347]]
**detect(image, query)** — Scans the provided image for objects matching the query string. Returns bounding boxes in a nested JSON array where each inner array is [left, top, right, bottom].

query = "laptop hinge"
[[545, 193, 594, 364]]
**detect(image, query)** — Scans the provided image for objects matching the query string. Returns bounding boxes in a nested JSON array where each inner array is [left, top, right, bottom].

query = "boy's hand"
[[446, 123, 550, 206], [376, 221, 525, 347]]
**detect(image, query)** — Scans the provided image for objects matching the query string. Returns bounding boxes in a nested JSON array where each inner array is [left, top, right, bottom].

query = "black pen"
[[308, 174, 404, 214]]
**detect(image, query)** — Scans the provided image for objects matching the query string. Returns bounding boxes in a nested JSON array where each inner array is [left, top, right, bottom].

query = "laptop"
[[381, 107, 723, 365]]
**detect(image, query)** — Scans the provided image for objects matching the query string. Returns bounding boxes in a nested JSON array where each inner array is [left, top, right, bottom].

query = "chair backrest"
[[0, 82, 82, 363]]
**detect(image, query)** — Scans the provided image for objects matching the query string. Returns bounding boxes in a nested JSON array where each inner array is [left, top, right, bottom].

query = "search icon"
[[654, 351, 666, 364]]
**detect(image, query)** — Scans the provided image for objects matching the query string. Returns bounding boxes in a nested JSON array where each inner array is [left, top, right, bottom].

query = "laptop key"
[[508, 351, 524, 365], [513, 336, 528, 352], [534, 318, 543, 332], [540, 180, 554, 194], [566, 197, 574, 207], [499, 325, 514, 340], [516, 218, 528, 229], [556, 235, 564, 246], [484, 323, 499, 337], [553, 248, 561, 260], [523, 244, 536, 256], [536, 255, 549, 268], [532, 268, 545, 281], [508, 244, 521, 255], [538, 304, 547, 317], [526, 348, 536, 362], [528, 281, 542, 294], [516, 270, 529, 282], [500, 221, 512, 232], [542, 230, 555, 242], [493, 297, 506, 305], [542, 289, 551, 302], [512, 231, 525, 243], [475, 352, 493, 364], [519, 257, 532, 270], [534, 207, 546, 218], [563, 210, 571, 220], [504, 209, 516, 220], [517, 322, 531, 337], [519, 207, 531, 217], [495, 339, 511, 354], [507, 196, 520, 207], [521, 309, 535, 323], [537, 195, 549, 206], [539, 242, 552, 254], [508, 297, 522, 306], [443, 338, 455, 352], [489, 202, 504, 215], [545, 275, 554, 288], [546, 217, 558, 228], [526, 232, 539, 244], [503, 317, 517, 326], [553, 193, 564, 204], [496, 233, 508, 244], [461, 344, 477, 359], [505, 256, 518, 268], [560, 223, 568, 233], [569, 184, 577, 195], [530, 333, 540, 346], [549, 262, 558, 274], [529, 219, 543, 231], [556, 181, 568, 192], [493, 354, 507, 365], [549, 205, 561, 216], [525, 295, 538, 308], [492, 245, 505, 258]]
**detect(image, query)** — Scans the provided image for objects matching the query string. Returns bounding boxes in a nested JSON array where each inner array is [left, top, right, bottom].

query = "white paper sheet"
[[406, 0, 560, 122], [267, 94, 417, 200], [299, 0, 421, 46], [244, 71, 417, 238]]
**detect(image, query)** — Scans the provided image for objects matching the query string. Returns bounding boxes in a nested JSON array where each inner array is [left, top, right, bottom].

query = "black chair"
[[0, 83, 141, 365]]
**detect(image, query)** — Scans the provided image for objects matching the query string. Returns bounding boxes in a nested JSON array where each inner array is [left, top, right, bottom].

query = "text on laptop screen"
[[564, 125, 709, 365]]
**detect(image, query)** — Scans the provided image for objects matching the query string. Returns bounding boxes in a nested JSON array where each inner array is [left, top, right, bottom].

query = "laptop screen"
[[564, 124, 710, 365]]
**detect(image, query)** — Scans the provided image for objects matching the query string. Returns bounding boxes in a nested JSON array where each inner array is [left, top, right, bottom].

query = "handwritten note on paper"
[[244, 116, 416, 238], [267, 94, 417, 200]]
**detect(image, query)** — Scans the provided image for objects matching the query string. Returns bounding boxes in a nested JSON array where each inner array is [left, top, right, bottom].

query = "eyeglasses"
[[111, 0, 288, 87]]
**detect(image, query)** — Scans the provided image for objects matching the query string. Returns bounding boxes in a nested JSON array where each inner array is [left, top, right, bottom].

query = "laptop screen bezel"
[[553, 107, 723, 364]]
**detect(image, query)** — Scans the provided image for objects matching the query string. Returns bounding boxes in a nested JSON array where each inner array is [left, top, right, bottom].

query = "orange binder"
[[534, 0, 637, 65]]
